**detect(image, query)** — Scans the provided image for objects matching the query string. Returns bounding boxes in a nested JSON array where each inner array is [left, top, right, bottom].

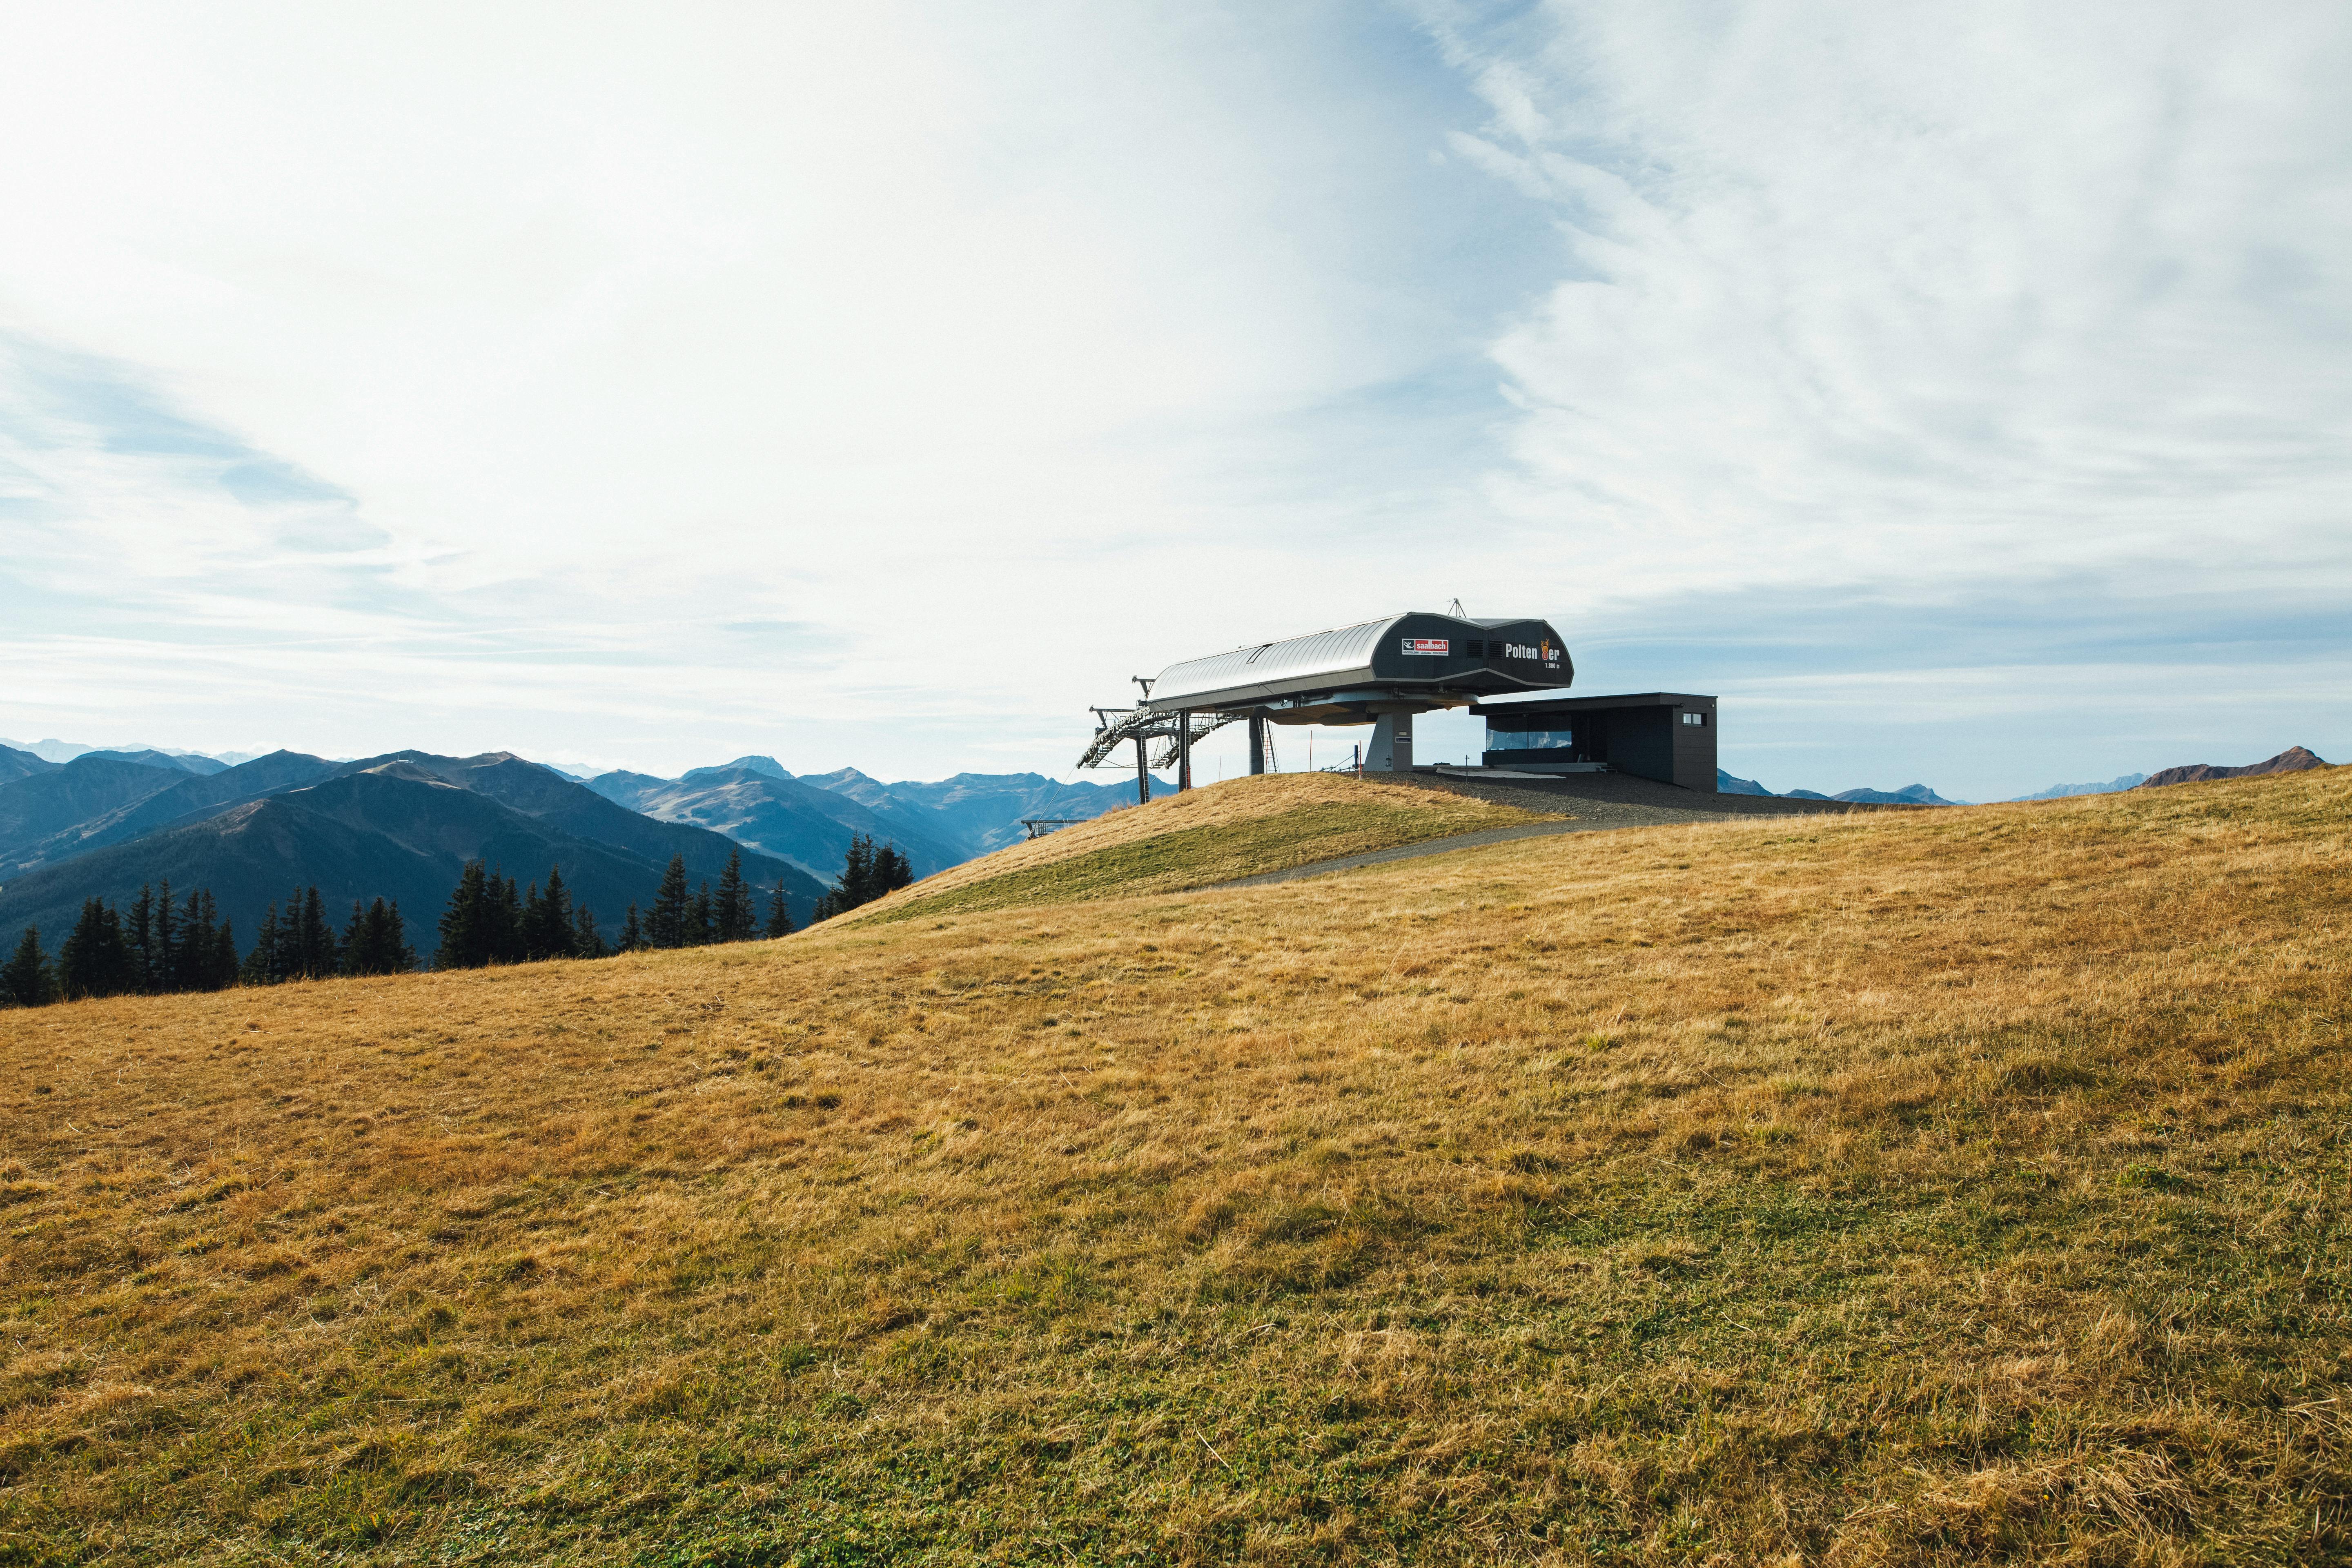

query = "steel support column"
[[1176, 710, 1192, 791], [1134, 735, 1150, 803], [1248, 715, 1266, 775]]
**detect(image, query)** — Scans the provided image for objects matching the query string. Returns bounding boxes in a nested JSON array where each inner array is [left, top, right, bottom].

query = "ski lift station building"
[[1085, 610, 1718, 796]]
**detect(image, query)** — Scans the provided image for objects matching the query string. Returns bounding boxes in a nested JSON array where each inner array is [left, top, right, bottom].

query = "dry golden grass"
[[850, 772, 1544, 922], [2, 768, 2349, 1565]]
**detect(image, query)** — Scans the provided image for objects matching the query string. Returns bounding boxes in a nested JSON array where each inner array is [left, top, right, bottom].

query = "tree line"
[[241, 887, 416, 984], [610, 847, 801, 954], [1, 882, 240, 1005], [810, 835, 912, 921], [2, 835, 911, 1008]]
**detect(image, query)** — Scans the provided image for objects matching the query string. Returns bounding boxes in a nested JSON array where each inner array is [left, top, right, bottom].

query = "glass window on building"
[[1489, 725, 1576, 750]]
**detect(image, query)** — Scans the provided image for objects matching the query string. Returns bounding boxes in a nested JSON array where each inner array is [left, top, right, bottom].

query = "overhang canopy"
[[1144, 612, 1572, 722]]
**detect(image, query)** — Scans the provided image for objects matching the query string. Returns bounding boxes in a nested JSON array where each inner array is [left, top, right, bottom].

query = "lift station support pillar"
[[1176, 712, 1192, 791], [1248, 715, 1267, 775], [1134, 735, 1151, 803]]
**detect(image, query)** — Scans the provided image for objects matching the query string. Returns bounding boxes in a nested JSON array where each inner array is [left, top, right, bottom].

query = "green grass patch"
[[872, 800, 1547, 922]]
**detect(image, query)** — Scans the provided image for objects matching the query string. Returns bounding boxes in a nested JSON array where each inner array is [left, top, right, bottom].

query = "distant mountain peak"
[[0, 744, 58, 784], [76, 748, 219, 775], [2138, 746, 2329, 789], [1715, 768, 1960, 805], [722, 755, 792, 780], [1832, 784, 1962, 806], [2012, 773, 2147, 801]]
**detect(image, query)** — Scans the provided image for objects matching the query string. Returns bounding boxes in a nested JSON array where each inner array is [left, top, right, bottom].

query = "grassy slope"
[[1, 771, 2348, 1565], [848, 773, 1546, 924]]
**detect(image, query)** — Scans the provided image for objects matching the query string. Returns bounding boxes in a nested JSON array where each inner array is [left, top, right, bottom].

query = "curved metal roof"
[[1144, 612, 1570, 714], [1148, 615, 1398, 710]]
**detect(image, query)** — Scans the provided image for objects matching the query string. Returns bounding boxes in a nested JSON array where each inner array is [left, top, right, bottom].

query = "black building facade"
[[1472, 692, 1718, 793]]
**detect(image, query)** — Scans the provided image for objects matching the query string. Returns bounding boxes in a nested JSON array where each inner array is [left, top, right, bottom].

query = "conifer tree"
[[648, 856, 689, 949], [618, 903, 645, 953], [830, 835, 877, 920], [2, 927, 57, 1008], [274, 886, 298, 978], [437, 862, 491, 970], [811, 835, 913, 920], [242, 902, 281, 985], [715, 849, 755, 944], [762, 880, 793, 940], [343, 898, 415, 976], [210, 916, 239, 992], [340, 900, 368, 973], [491, 871, 526, 964], [59, 899, 136, 999], [874, 842, 913, 899], [383, 901, 412, 973], [282, 885, 305, 974], [545, 864, 571, 941], [178, 888, 222, 991], [523, 865, 574, 959], [292, 887, 334, 980], [127, 884, 156, 993], [154, 879, 179, 992], [572, 904, 606, 960], [687, 882, 715, 947], [278, 888, 301, 977]]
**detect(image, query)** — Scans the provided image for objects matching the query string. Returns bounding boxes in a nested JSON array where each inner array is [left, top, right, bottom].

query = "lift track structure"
[[1080, 610, 1574, 795]]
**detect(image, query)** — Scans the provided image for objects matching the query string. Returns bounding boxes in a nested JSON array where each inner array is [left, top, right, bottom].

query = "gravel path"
[[1203, 769, 1906, 891]]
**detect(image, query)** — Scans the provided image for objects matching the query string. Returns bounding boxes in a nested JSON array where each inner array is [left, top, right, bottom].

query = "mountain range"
[[584, 756, 1164, 882], [2011, 773, 2149, 800], [2138, 746, 2329, 788], [0, 738, 252, 769], [9, 732, 2325, 967], [0, 750, 824, 954], [1716, 746, 2330, 806], [0, 745, 1167, 962], [1715, 771, 1966, 805]]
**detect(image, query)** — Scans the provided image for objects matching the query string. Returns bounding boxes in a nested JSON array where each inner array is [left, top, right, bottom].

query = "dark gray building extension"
[[1472, 692, 1718, 793]]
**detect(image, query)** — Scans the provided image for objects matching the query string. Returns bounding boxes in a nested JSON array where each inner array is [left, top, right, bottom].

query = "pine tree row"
[[432, 862, 606, 970], [2, 840, 841, 1007], [809, 834, 913, 921], [612, 849, 795, 952], [2, 882, 239, 1005], [242, 888, 419, 984]]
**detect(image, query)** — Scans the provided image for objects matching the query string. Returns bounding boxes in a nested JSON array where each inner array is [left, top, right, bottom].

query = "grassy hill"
[[1, 768, 2347, 1564], [849, 772, 1548, 924]]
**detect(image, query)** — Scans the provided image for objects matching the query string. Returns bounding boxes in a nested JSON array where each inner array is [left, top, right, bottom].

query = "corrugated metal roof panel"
[[1147, 615, 1402, 708]]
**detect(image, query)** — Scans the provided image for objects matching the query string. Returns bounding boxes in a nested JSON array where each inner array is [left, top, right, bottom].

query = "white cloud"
[[0, 2, 1550, 773], [1422, 1, 2352, 606], [0, 1, 2345, 797], [1381, 0, 2352, 794]]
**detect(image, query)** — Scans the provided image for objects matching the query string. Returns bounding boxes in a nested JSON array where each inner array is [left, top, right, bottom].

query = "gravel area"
[[1393, 767, 1912, 826], [1203, 769, 1912, 891]]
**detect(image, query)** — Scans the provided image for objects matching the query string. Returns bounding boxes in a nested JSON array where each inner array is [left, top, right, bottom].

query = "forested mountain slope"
[[0, 754, 827, 947]]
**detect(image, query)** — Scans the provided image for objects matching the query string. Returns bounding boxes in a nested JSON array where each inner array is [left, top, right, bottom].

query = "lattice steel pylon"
[[1152, 711, 1239, 770], [1078, 706, 1241, 800]]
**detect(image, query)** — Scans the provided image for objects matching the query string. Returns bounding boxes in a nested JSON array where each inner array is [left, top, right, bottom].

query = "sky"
[[2, 0, 2346, 801]]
